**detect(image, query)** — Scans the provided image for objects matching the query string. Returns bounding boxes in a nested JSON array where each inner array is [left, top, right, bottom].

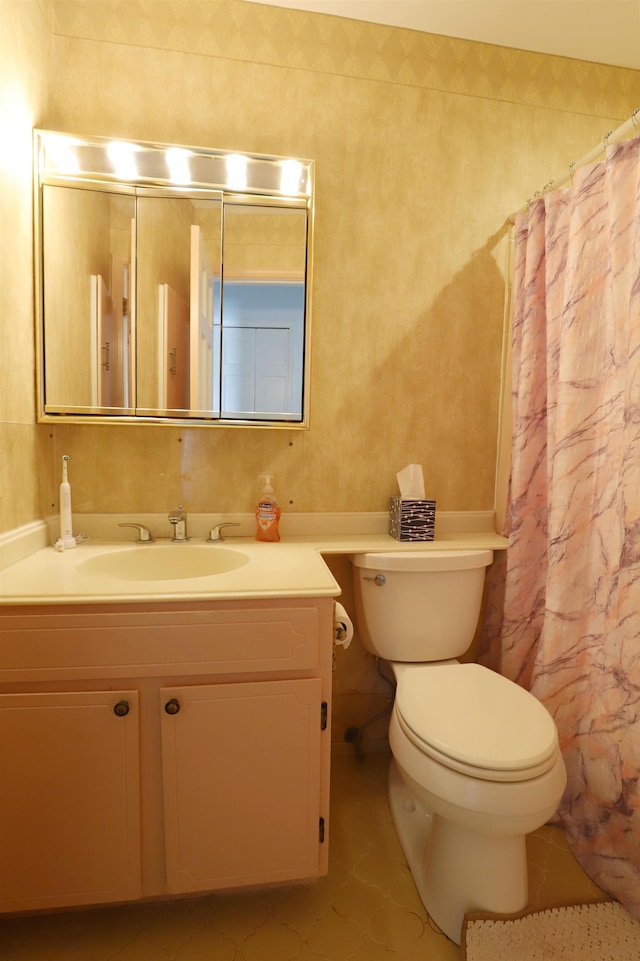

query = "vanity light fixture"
[[166, 146, 191, 184], [42, 134, 80, 174], [225, 153, 248, 191], [107, 141, 138, 180], [36, 130, 312, 198], [280, 159, 303, 196]]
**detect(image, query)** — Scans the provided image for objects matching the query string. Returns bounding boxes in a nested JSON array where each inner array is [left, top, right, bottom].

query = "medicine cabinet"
[[34, 131, 314, 427]]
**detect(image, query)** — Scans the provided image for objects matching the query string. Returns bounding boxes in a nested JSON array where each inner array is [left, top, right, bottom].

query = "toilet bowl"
[[350, 551, 567, 944], [388, 662, 566, 941]]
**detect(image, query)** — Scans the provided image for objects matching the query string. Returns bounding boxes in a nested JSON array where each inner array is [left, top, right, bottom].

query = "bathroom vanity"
[[0, 596, 333, 912], [0, 516, 507, 915]]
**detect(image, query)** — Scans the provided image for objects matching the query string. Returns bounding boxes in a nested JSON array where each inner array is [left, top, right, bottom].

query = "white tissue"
[[334, 602, 354, 650], [396, 463, 425, 499]]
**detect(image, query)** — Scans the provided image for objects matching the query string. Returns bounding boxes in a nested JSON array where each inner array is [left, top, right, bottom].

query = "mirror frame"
[[33, 130, 315, 428]]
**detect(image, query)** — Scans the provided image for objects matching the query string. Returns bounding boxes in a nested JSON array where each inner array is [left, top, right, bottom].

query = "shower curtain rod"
[[510, 107, 640, 221]]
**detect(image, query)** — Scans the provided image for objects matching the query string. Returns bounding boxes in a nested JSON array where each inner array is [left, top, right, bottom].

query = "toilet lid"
[[396, 663, 559, 774]]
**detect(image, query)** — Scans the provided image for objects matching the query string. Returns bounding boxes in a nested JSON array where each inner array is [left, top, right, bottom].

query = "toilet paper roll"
[[334, 602, 354, 650]]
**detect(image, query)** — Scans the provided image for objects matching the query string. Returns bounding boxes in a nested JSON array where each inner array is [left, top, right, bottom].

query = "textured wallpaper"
[[2, 0, 639, 527]]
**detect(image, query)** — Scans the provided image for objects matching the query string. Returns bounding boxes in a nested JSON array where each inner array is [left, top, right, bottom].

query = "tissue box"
[[389, 496, 436, 541]]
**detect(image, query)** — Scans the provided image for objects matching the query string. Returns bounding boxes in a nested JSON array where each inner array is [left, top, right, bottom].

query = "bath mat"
[[461, 901, 640, 961]]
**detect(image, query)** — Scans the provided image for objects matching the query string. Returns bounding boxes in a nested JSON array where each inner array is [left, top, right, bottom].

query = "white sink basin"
[[77, 545, 249, 581]]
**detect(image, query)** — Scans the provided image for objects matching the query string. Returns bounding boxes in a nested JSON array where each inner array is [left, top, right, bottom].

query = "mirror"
[[220, 203, 307, 421], [135, 192, 223, 416], [41, 184, 135, 414], [35, 132, 314, 426]]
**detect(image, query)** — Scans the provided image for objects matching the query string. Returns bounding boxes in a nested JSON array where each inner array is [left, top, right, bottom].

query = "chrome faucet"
[[168, 504, 189, 541]]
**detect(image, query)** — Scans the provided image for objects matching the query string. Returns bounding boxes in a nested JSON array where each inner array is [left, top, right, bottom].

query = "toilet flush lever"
[[364, 574, 386, 586]]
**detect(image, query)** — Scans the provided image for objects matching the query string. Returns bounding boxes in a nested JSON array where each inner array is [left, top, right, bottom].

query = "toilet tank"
[[350, 550, 493, 661]]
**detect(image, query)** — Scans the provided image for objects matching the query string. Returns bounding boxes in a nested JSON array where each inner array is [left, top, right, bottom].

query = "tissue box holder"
[[389, 496, 436, 541]]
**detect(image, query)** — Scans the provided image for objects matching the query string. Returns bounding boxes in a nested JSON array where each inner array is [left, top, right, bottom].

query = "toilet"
[[350, 550, 567, 944]]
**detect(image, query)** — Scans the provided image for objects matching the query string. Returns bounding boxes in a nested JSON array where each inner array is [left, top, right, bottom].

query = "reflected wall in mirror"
[[42, 185, 135, 414], [135, 193, 223, 416], [35, 131, 314, 427]]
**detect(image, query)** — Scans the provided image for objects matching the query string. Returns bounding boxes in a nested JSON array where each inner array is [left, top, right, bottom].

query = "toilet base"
[[388, 759, 529, 944]]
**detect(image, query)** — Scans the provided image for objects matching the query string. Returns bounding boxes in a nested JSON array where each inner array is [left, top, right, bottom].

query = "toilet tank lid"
[[350, 550, 493, 572], [396, 663, 559, 772]]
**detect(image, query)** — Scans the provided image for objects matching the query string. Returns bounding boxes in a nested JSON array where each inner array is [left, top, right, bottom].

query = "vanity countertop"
[[0, 529, 507, 606]]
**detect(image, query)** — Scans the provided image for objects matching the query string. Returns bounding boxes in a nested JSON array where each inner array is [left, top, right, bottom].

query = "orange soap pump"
[[255, 474, 281, 542]]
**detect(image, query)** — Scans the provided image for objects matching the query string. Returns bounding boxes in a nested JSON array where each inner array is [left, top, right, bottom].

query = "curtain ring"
[[603, 129, 614, 150], [568, 160, 577, 182], [632, 108, 640, 135], [543, 179, 555, 193]]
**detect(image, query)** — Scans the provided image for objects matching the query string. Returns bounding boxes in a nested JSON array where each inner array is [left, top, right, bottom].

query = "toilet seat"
[[394, 662, 559, 783]]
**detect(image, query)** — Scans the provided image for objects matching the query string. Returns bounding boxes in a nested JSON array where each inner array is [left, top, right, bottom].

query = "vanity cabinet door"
[[161, 678, 323, 893], [0, 690, 141, 911]]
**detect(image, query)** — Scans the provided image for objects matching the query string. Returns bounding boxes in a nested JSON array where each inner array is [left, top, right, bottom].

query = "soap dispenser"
[[255, 474, 281, 542]]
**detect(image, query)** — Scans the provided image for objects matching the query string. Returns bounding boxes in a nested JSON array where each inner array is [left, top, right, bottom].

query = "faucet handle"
[[207, 522, 240, 543], [118, 523, 154, 543]]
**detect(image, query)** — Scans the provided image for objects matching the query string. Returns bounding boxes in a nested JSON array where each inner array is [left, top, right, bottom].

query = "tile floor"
[[0, 753, 608, 961]]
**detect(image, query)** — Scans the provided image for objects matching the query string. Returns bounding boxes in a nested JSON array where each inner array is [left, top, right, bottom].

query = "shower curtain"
[[482, 135, 640, 919]]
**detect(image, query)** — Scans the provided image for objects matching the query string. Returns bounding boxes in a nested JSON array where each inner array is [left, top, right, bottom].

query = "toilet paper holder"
[[334, 602, 354, 649]]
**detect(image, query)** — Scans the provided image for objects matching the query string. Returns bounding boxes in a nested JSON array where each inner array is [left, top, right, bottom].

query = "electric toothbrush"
[[57, 454, 77, 550]]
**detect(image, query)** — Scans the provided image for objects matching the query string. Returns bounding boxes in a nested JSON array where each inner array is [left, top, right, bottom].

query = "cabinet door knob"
[[164, 698, 181, 715], [113, 700, 130, 717]]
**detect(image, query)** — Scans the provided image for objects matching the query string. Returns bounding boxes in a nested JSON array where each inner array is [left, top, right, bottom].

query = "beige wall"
[[2, 0, 639, 750], [0, 0, 51, 532], [3, 0, 639, 524]]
